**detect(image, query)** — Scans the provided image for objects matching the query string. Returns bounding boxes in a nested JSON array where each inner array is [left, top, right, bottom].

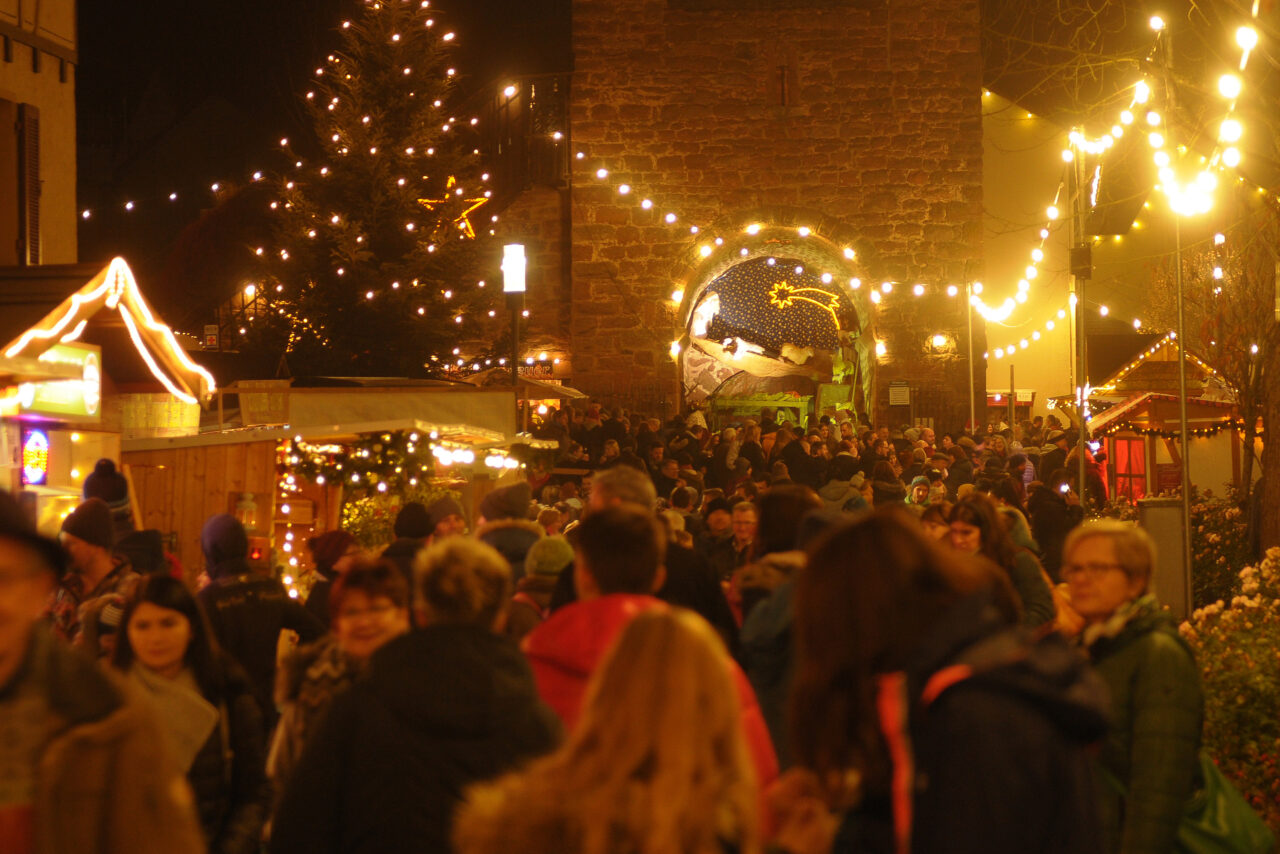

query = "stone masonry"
[[502, 0, 988, 426]]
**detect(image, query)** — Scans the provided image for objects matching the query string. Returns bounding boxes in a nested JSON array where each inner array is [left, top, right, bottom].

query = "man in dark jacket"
[[1040, 429, 1070, 478], [271, 537, 559, 854], [197, 514, 323, 719]]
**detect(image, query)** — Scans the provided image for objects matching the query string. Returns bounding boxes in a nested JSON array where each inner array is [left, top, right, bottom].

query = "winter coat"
[[380, 537, 427, 591], [945, 457, 974, 495], [818, 479, 861, 513], [521, 594, 778, 793], [504, 574, 559, 642], [185, 657, 269, 854], [834, 593, 1109, 854], [1084, 595, 1203, 854], [197, 563, 324, 717], [871, 478, 907, 508], [1008, 548, 1057, 629], [268, 636, 363, 795], [17, 625, 205, 854], [740, 579, 796, 769], [1027, 487, 1084, 582], [476, 518, 544, 584], [270, 624, 560, 854]]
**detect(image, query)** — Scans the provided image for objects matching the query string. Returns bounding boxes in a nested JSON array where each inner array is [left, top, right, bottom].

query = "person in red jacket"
[[522, 505, 779, 797]]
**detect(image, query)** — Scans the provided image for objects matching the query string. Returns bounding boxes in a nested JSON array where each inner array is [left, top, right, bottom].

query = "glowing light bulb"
[[1099, 305, 1109, 316], [1223, 147, 1241, 168], [1134, 81, 1150, 104], [664, 213, 677, 224], [1148, 132, 1164, 148], [595, 168, 608, 179], [1133, 319, 1142, 329], [931, 334, 947, 347], [946, 285, 958, 297], [1219, 74, 1242, 99], [1120, 110, 1134, 125], [1146, 111, 1161, 126], [1149, 15, 1165, 30], [797, 226, 811, 237], [913, 284, 925, 296], [1237, 26, 1258, 51], [1219, 119, 1243, 143], [875, 341, 887, 357], [1061, 149, 1074, 162], [1046, 205, 1060, 220]]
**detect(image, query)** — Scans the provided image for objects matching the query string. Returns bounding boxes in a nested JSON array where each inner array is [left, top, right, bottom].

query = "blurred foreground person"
[[783, 511, 1107, 854], [456, 609, 761, 854], [0, 492, 204, 854], [269, 560, 410, 793], [112, 574, 269, 854], [271, 538, 559, 854], [1063, 521, 1203, 854]]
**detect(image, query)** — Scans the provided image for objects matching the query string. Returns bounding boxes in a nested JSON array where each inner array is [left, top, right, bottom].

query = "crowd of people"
[[0, 404, 1215, 854]]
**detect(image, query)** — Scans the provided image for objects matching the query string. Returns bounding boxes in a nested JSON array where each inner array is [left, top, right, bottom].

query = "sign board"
[[888, 381, 911, 406], [17, 344, 102, 423], [238, 380, 291, 426], [20, 429, 48, 485], [203, 325, 220, 350]]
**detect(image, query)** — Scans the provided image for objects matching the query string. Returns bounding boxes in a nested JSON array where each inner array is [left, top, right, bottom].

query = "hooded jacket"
[[818, 478, 861, 513], [521, 594, 778, 795], [270, 624, 560, 854], [836, 593, 1109, 854], [475, 518, 543, 584]]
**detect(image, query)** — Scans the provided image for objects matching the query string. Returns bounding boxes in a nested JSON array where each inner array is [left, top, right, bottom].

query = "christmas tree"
[[247, 0, 499, 376]]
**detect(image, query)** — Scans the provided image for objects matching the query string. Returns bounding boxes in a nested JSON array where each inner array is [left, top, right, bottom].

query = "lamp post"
[[502, 243, 526, 430]]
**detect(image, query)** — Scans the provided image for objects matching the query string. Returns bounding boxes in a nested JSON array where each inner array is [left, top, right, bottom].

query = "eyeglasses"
[[1062, 562, 1127, 579]]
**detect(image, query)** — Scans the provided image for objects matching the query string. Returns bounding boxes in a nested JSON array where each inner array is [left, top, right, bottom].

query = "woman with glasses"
[[1062, 520, 1203, 854], [269, 560, 410, 794]]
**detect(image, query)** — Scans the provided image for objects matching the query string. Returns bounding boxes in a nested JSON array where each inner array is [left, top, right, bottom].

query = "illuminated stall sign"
[[17, 344, 102, 423], [21, 429, 49, 486]]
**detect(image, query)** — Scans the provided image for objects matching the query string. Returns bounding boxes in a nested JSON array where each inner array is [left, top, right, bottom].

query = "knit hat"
[[308, 529, 356, 570], [912, 448, 928, 463], [201, 513, 249, 569], [393, 502, 433, 539], [426, 495, 466, 530], [82, 459, 130, 511], [848, 471, 866, 491], [479, 481, 533, 522], [525, 535, 574, 578], [909, 475, 931, 490], [703, 496, 733, 518], [957, 436, 976, 451], [61, 498, 116, 550]]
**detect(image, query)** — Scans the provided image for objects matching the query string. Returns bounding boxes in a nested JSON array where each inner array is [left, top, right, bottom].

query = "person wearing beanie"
[[478, 481, 533, 524], [304, 530, 360, 629], [82, 458, 132, 531], [426, 495, 467, 539], [504, 535, 575, 641], [381, 496, 463, 590], [907, 475, 932, 508], [0, 490, 207, 853], [197, 513, 323, 719], [50, 498, 138, 643]]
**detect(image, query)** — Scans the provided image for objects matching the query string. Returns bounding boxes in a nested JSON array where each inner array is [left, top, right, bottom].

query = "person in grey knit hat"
[[426, 495, 467, 539], [50, 498, 139, 642]]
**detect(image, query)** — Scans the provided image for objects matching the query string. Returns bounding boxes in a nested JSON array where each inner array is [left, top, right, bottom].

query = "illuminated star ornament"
[[769, 281, 841, 323], [418, 176, 488, 239]]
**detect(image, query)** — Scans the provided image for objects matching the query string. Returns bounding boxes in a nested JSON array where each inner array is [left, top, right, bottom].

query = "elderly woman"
[[1063, 520, 1203, 854]]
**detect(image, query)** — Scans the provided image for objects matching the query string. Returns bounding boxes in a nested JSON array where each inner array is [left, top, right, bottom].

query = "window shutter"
[[16, 103, 39, 265]]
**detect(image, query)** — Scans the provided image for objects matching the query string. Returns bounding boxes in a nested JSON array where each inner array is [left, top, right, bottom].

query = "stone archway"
[[670, 213, 876, 422]]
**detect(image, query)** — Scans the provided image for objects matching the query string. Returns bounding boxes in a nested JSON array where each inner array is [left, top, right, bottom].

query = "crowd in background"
[[0, 402, 1220, 854]]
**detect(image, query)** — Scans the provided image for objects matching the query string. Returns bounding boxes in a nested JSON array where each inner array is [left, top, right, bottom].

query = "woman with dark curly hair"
[[947, 494, 1056, 629]]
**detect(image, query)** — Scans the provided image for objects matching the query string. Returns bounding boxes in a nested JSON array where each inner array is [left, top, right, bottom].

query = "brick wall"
[[503, 0, 988, 427]]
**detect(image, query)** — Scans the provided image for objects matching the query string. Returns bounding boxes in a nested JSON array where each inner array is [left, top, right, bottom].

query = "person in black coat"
[[1026, 472, 1084, 582], [271, 537, 560, 854], [775, 511, 1108, 854], [197, 514, 324, 719]]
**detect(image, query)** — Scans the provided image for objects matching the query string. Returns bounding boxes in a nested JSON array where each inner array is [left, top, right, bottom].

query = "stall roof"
[[122, 417, 507, 453], [0, 258, 216, 404]]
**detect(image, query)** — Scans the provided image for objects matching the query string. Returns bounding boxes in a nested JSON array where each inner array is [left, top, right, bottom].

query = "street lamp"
[[502, 244, 526, 419]]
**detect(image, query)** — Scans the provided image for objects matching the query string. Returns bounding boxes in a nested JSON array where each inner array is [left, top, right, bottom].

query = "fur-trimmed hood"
[[477, 518, 545, 583]]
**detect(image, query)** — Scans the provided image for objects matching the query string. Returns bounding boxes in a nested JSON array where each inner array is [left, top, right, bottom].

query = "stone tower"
[[500, 0, 987, 428]]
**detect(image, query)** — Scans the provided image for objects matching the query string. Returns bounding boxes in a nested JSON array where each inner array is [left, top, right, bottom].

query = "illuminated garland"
[[1093, 419, 1244, 439], [278, 431, 439, 493]]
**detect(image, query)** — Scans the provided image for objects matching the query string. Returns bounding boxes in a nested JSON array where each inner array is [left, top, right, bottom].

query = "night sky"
[[74, 0, 570, 299]]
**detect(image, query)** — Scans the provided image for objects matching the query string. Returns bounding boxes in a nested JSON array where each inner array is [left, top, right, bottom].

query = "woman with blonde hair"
[[455, 607, 761, 854]]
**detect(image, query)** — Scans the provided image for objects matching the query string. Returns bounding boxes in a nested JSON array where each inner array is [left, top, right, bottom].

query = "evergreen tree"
[[248, 0, 498, 376]]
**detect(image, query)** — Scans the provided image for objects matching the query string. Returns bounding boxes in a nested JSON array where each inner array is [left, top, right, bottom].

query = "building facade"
[[0, 0, 77, 266], [497, 0, 989, 427]]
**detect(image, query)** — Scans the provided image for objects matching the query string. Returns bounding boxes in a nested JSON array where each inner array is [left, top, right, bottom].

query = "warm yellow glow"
[[1219, 74, 1242, 99], [1149, 15, 1165, 30], [875, 340, 887, 357], [1061, 149, 1074, 162], [699, 245, 712, 258], [671, 289, 684, 305], [503, 85, 516, 97], [1046, 205, 1060, 220], [1219, 119, 1243, 142], [931, 334, 947, 347], [1120, 109, 1134, 125], [1148, 132, 1164, 148], [1223, 147, 1242, 168], [1134, 81, 1151, 104], [1237, 26, 1258, 51]]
